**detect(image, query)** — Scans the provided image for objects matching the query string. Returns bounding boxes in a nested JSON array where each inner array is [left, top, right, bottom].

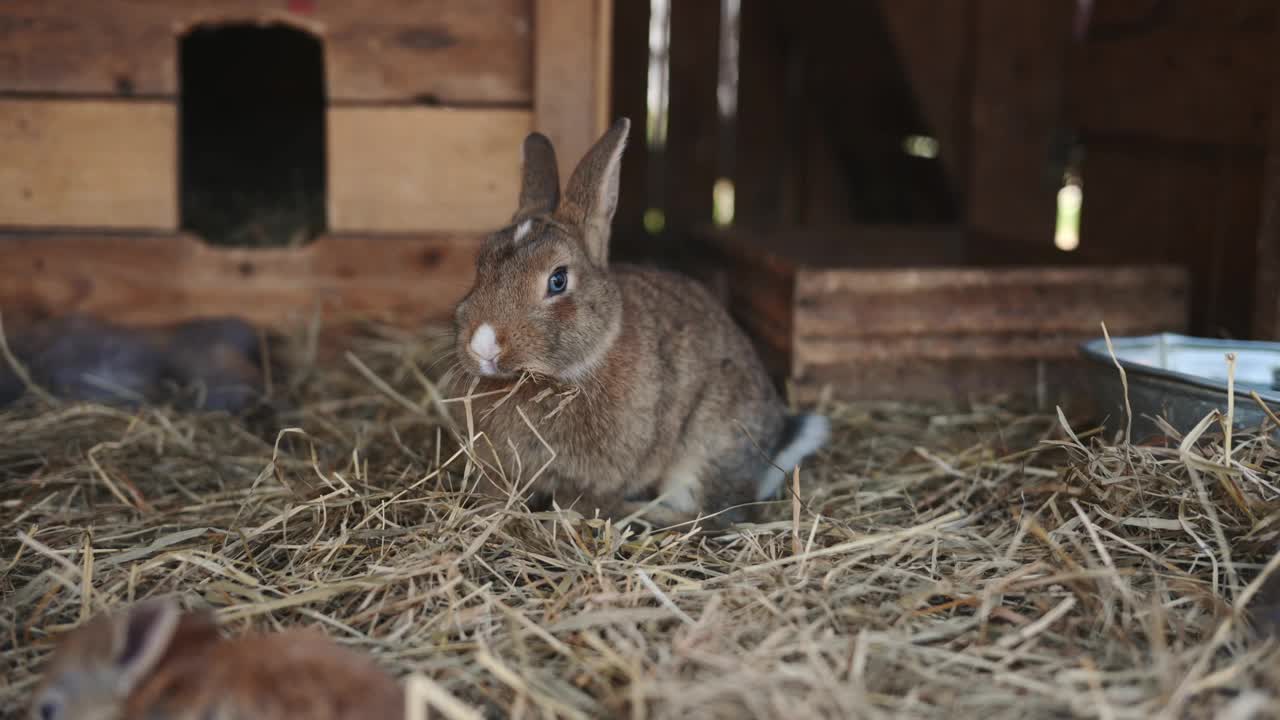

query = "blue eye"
[[547, 267, 568, 295]]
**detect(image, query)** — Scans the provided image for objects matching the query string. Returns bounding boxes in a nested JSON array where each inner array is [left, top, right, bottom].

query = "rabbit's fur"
[[29, 598, 403, 720], [450, 118, 829, 527], [0, 314, 264, 413]]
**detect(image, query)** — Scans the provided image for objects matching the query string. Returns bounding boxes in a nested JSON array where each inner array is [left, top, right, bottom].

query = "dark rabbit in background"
[[0, 314, 264, 413]]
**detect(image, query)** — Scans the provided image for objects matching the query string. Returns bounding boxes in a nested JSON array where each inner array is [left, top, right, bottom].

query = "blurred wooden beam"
[[734, 0, 798, 228], [1078, 142, 1259, 338], [608, 0, 651, 262], [1257, 70, 1280, 340], [1068, 3, 1274, 148], [534, 0, 613, 171], [967, 0, 1075, 247], [0, 232, 481, 330], [879, 0, 973, 198], [663, 0, 721, 234]]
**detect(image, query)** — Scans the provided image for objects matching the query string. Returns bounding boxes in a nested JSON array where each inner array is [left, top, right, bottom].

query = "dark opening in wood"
[[180, 25, 327, 247]]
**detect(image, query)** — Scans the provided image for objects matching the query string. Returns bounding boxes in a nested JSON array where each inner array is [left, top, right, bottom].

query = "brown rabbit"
[[449, 117, 829, 527], [28, 597, 404, 720]]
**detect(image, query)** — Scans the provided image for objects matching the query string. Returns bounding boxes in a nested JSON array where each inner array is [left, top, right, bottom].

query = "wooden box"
[[0, 0, 612, 331], [697, 225, 1190, 406]]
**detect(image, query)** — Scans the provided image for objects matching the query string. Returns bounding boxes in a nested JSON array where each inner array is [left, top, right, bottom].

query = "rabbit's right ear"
[[558, 118, 629, 266], [109, 598, 181, 695], [512, 132, 560, 223]]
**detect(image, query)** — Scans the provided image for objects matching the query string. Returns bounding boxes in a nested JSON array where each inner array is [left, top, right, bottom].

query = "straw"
[[2, 321, 1280, 719]]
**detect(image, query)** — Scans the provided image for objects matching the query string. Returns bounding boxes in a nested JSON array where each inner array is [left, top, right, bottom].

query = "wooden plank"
[[879, 0, 973, 197], [1260, 74, 1280, 341], [327, 107, 530, 233], [1068, 3, 1275, 147], [324, 0, 533, 104], [788, 262, 1188, 404], [0, 0, 533, 104], [1080, 142, 1262, 338], [700, 224, 1188, 404], [702, 224, 969, 270], [793, 266, 1187, 338], [607, 0, 652, 263], [792, 358, 1090, 408], [534, 0, 613, 170], [594, 0, 614, 135], [783, 2, 956, 224], [795, 333, 1131, 363], [0, 99, 177, 229], [968, 0, 1075, 247], [734, 0, 799, 226], [0, 232, 481, 329], [694, 228, 795, 378], [663, 0, 721, 231], [720, 260, 794, 380]]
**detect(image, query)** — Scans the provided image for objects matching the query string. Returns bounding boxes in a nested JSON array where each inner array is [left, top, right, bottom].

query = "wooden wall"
[[885, 0, 1274, 340], [1066, 2, 1273, 340], [0, 100, 178, 229], [0, 0, 612, 330], [0, 0, 533, 102], [0, 0, 540, 233], [612, 0, 1279, 340], [1260, 84, 1280, 341]]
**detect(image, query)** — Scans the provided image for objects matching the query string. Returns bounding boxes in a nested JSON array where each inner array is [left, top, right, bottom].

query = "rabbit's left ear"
[[512, 132, 561, 224], [557, 118, 629, 266], [109, 598, 181, 695]]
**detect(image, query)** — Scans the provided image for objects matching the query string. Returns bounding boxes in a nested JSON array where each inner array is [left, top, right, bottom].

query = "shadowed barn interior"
[[2, 2, 1280, 718]]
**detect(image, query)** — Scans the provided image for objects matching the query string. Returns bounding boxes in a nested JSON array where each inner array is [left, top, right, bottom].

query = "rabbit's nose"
[[469, 323, 501, 361]]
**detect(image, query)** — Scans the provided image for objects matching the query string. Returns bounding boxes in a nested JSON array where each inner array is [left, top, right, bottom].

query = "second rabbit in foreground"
[[30, 598, 404, 720]]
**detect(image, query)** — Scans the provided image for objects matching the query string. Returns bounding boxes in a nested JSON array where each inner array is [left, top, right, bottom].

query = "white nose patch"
[[469, 323, 500, 375]]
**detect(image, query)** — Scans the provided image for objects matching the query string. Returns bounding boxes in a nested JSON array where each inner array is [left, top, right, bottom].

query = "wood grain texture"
[[879, 0, 972, 195], [324, 0, 533, 104], [534, 0, 612, 171], [606, 0, 652, 262], [789, 271, 1187, 400], [0, 0, 533, 104], [791, 358, 1091, 408], [697, 225, 1189, 403], [1079, 142, 1262, 339], [0, 232, 480, 329], [693, 227, 795, 377], [1260, 68, 1280, 341], [702, 225, 969, 270], [733, 0, 797, 227], [0, 99, 177, 229], [663, 1, 720, 231], [327, 107, 530, 232], [793, 266, 1187, 339], [1068, 2, 1275, 147], [781, 2, 957, 224], [968, 0, 1075, 247]]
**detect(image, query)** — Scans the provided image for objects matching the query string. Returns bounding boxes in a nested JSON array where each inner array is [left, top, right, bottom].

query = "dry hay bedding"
[[2, 327, 1280, 719]]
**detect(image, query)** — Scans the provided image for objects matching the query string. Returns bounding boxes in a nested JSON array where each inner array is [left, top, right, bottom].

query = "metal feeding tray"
[[1080, 333, 1280, 439]]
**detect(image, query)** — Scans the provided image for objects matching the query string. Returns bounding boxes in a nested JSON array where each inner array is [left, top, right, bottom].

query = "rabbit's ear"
[[558, 118, 629, 266], [512, 132, 561, 224], [110, 598, 181, 695]]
